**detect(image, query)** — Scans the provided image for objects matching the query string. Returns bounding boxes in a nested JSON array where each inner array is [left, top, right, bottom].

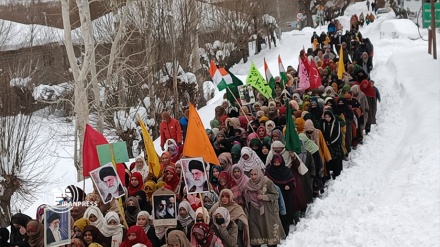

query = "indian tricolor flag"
[[209, 60, 233, 91], [264, 58, 276, 98], [278, 55, 288, 89]]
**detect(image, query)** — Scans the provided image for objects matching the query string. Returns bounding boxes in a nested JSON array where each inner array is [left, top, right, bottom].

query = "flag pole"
[[225, 86, 256, 134], [109, 145, 129, 229]]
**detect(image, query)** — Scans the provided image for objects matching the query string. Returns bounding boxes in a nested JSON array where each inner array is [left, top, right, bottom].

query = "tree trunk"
[[0, 175, 19, 227], [189, 0, 203, 98], [61, 0, 90, 178]]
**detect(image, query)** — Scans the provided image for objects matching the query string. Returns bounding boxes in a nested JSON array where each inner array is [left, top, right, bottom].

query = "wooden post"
[[430, 0, 437, 59], [429, 28, 432, 55]]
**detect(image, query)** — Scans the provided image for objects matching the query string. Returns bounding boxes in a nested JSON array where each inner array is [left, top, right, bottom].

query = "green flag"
[[285, 101, 302, 154], [225, 68, 243, 104], [246, 62, 272, 99], [278, 55, 289, 89]]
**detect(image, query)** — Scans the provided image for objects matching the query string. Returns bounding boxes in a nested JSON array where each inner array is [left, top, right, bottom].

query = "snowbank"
[[380, 19, 424, 40]]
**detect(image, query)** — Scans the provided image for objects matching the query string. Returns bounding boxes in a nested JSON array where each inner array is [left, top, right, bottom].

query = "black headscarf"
[[10, 213, 32, 245], [133, 190, 152, 214], [335, 98, 354, 120], [266, 154, 295, 184]]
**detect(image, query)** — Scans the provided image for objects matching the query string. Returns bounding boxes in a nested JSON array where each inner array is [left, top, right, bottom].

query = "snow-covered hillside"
[[19, 1, 440, 245]]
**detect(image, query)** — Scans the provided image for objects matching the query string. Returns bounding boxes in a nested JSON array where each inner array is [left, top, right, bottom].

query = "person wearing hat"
[[187, 160, 208, 193], [46, 212, 62, 245], [99, 166, 124, 202]]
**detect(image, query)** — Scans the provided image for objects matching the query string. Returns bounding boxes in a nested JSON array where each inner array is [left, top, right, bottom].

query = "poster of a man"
[[181, 158, 209, 194], [44, 207, 70, 247], [152, 192, 177, 227], [238, 85, 256, 105], [90, 163, 125, 203]]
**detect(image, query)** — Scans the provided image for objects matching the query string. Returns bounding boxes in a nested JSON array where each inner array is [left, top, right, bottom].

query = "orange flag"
[[183, 103, 219, 165]]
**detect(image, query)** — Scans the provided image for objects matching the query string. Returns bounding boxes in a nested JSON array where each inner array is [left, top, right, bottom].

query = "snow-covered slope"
[[21, 2, 440, 246]]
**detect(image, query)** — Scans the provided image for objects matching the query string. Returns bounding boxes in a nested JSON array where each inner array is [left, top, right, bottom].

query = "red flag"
[[309, 59, 322, 90], [300, 46, 311, 74], [116, 163, 127, 187], [82, 124, 108, 177]]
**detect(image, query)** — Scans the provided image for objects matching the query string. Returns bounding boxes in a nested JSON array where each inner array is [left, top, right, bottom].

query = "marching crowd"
[[1, 24, 380, 247]]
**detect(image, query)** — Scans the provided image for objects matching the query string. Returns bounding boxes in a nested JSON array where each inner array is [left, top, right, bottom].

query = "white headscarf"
[[83, 206, 105, 229], [177, 201, 195, 226], [137, 211, 152, 235], [238, 147, 265, 172], [132, 155, 149, 183], [101, 211, 124, 247], [212, 207, 231, 229]]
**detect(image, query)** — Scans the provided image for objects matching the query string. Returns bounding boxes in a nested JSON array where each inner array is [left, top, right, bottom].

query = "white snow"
[[16, 1, 440, 246], [379, 19, 425, 40], [32, 82, 74, 101], [9, 76, 31, 87]]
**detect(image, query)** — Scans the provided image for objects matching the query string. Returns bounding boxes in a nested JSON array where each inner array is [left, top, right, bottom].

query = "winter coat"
[[160, 117, 182, 148]]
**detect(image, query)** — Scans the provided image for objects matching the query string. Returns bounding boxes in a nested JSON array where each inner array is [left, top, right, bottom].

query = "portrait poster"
[[89, 163, 125, 204], [238, 85, 256, 105], [44, 206, 71, 247], [181, 157, 209, 194], [152, 188, 177, 227]]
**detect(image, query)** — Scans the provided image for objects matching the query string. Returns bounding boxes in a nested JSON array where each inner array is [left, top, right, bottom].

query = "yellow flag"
[[337, 45, 345, 79], [137, 114, 161, 178], [246, 62, 272, 99]]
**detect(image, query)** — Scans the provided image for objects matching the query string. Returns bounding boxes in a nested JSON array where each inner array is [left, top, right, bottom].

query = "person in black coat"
[[10, 213, 32, 245], [0, 228, 12, 247], [321, 110, 343, 179]]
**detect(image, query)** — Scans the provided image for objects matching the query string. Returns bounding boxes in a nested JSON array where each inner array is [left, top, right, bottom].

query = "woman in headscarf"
[[215, 171, 237, 196], [249, 138, 265, 164], [71, 205, 87, 222], [266, 154, 296, 236], [128, 172, 143, 197], [10, 213, 32, 245], [209, 164, 223, 188], [175, 201, 196, 240], [213, 131, 226, 155], [243, 165, 285, 246], [73, 218, 90, 239], [132, 190, 151, 214], [195, 207, 210, 225], [83, 206, 105, 229], [218, 152, 233, 173], [26, 220, 44, 247], [265, 120, 276, 136], [238, 147, 265, 176], [191, 222, 221, 247], [101, 212, 125, 247], [350, 84, 369, 141], [212, 207, 238, 247], [256, 126, 271, 144], [142, 181, 156, 204], [35, 204, 46, 223], [167, 230, 191, 247], [160, 151, 175, 169], [136, 211, 159, 247], [162, 166, 181, 194], [359, 79, 377, 134], [259, 142, 271, 164], [124, 197, 141, 227], [322, 110, 343, 179], [271, 129, 285, 145], [164, 139, 182, 163], [119, 226, 152, 247], [334, 97, 354, 159], [209, 189, 249, 247], [132, 155, 149, 183], [203, 191, 219, 210], [82, 225, 107, 247]]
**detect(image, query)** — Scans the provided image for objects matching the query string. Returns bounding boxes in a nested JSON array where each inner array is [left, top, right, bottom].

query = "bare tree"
[[0, 103, 57, 227]]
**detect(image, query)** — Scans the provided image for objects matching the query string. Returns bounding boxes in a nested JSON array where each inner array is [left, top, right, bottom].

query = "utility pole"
[[430, 0, 437, 59]]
